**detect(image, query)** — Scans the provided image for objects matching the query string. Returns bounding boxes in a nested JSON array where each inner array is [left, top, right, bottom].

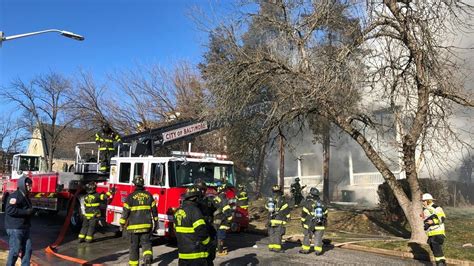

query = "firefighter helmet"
[[272, 184, 282, 193], [422, 193, 434, 201], [309, 187, 320, 198], [85, 181, 97, 194], [183, 186, 201, 200], [194, 178, 207, 194], [295, 177, 300, 182], [132, 175, 145, 187]]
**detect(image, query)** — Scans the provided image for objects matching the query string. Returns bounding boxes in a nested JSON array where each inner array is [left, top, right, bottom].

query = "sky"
[[0, 0, 234, 115]]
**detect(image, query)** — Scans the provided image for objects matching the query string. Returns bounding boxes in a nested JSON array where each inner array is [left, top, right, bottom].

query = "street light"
[[0, 29, 84, 46]]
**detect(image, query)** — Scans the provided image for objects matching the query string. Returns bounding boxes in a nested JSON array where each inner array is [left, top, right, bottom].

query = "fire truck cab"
[[11, 154, 44, 178], [100, 151, 249, 237]]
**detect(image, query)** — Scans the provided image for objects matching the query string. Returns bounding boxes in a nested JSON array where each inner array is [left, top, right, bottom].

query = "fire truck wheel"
[[70, 199, 83, 233]]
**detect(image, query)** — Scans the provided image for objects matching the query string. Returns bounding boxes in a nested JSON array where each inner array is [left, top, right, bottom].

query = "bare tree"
[[0, 115, 25, 154], [200, 0, 474, 243], [1, 72, 78, 171], [110, 62, 209, 134], [69, 71, 113, 130]]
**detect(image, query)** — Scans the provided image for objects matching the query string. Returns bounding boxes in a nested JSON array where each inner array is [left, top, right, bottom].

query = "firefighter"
[[119, 175, 158, 266], [290, 177, 306, 206], [78, 181, 114, 243], [266, 184, 290, 253], [211, 184, 233, 256], [175, 185, 211, 266], [236, 183, 249, 211], [299, 187, 328, 255], [194, 179, 217, 265], [422, 193, 447, 266], [95, 123, 121, 172]]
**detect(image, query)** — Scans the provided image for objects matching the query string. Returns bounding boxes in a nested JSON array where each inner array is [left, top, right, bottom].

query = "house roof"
[[41, 125, 96, 160]]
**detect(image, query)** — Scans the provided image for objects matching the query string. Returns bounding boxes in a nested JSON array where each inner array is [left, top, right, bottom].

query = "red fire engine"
[[95, 150, 248, 237]]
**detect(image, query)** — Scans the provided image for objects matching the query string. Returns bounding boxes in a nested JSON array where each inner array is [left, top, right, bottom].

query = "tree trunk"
[[254, 142, 267, 199], [322, 123, 330, 203], [278, 134, 285, 191], [403, 140, 427, 243]]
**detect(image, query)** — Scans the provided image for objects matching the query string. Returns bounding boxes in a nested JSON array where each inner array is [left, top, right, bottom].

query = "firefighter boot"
[[216, 240, 227, 256], [144, 255, 152, 266]]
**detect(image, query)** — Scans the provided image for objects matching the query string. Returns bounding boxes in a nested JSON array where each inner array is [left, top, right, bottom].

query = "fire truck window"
[[134, 163, 144, 179], [20, 159, 29, 171], [119, 163, 131, 183], [18, 156, 40, 171], [168, 162, 177, 187], [150, 163, 165, 186]]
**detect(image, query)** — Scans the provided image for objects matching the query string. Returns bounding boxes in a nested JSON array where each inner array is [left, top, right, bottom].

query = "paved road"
[[0, 212, 430, 265]]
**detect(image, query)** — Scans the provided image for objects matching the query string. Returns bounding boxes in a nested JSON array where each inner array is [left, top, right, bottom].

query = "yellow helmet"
[[272, 184, 281, 193]]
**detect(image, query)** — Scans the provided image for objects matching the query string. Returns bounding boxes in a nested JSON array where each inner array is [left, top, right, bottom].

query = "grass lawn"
[[359, 207, 474, 261], [248, 199, 474, 261]]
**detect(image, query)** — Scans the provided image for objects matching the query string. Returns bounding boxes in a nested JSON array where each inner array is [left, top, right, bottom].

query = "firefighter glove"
[[153, 221, 159, 232]]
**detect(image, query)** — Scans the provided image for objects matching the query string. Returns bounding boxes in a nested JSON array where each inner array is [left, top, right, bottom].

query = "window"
[[150, 163, 165, 186], [17, 156, 40, 171], [169, 161, 235, 187], [119, 163, 131, 183], [133, 163, 144, 180]]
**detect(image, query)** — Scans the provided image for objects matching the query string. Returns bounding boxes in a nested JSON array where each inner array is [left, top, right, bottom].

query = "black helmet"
[[183, 186, 201, 200], [194, 178, 207, 194], [309, 187, 320, 198], [295, 177, 300, 182], [272, 184, 282, 193], [132, 175, 145, 187], [85, 181, 97, 194], [102, 123, 112, 132]]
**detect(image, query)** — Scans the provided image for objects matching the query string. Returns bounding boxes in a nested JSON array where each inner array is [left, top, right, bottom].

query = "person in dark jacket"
[[78, 181, 114, 243], [95, 123, 121, 172], [5, 175, 35, 266], [266, 184, 290, 253], [299, 187, 328, 255], [175, 186, 210, 266], [211, 184, 233, 256], [194, 179, 217, 265], [290, 177, 306, 206], [235, 183, 248, 211], [119, 175, 158, 266]]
